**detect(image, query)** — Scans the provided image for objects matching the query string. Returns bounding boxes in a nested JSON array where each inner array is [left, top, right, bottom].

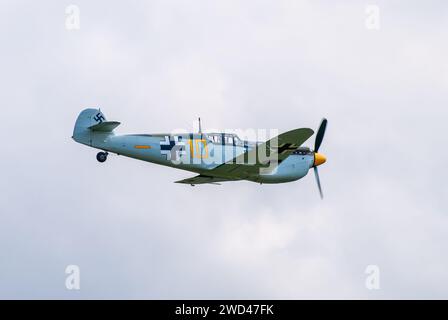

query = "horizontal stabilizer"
[[88, 121, 121, 132]]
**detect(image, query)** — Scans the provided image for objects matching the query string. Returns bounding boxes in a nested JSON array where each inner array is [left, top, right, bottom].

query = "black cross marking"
[[160, 137, 184, 151], [276, 143, 297, 154], [94, 112, 105, 123], [160, 136, 185, 161], [160, 139, 176, 152]]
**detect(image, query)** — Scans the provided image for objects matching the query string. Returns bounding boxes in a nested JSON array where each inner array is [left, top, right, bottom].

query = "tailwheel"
[[96, 152, 108, 163]]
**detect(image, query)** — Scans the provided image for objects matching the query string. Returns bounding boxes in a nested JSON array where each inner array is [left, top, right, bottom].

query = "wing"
[[207, 128, 314, 179], [175, 175, 240, 185]]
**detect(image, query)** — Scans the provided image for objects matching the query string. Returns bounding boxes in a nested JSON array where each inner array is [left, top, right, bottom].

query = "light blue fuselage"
[[73, 109, 314, 184], [84, 133, 313, 183]]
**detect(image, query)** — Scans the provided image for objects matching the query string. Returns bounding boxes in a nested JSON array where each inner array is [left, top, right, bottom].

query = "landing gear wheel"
[[96, 152, 108, 163]]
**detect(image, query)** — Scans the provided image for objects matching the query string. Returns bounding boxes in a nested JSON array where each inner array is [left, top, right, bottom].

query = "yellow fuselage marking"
[[189, 139, 208, 159], [134, 145, 151, 149]]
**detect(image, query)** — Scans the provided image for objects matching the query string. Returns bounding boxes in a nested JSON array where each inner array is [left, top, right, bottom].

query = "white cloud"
[[0, 0, 446, 299]]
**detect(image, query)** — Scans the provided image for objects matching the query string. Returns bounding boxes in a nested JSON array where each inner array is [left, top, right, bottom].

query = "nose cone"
[[314, 152, 327, 167]]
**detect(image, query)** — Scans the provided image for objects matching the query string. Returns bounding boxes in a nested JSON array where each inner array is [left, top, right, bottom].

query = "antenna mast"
[[198, 117, 202, 134]]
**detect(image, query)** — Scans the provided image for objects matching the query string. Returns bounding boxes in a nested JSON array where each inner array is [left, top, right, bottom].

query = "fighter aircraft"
[[72, 108, 327, 197]]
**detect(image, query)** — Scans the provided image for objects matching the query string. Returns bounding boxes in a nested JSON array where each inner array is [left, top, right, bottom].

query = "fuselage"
[[76, 132, 314, 184], [72, 108, 319, 184]]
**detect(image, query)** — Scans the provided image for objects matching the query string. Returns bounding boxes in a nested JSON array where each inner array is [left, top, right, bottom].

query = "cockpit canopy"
[[206, 133, 244, 146], [206, 133, 311, 152]]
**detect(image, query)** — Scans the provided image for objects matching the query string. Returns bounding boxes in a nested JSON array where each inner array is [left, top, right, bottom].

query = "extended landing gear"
[[96, 152, 108, 163]]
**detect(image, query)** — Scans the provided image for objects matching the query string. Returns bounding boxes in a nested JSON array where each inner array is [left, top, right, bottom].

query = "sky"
[[0, 0, 447, 299]]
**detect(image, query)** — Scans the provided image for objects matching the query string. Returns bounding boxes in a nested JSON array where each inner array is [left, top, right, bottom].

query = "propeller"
[[314, 118, 327, 153], [313, 118, 327, 199], [314, 166, 323, 199]]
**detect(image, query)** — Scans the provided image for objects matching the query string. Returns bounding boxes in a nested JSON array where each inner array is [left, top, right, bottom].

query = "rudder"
[[72, 108, 109, 146]]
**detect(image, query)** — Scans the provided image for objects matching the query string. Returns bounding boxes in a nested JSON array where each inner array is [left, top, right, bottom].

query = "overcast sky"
[[0, 0, 447, 299]]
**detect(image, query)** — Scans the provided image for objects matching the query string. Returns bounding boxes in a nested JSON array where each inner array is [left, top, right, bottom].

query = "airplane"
[[72, 108, 327, 197]]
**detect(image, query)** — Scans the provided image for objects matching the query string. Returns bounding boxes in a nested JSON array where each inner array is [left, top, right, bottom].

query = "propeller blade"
[[314, 118, 327, 152], [314, 166, 323, 199]]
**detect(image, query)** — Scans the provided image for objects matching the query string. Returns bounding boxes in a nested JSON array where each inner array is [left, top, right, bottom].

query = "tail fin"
[[72, 108, 119, 146]]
